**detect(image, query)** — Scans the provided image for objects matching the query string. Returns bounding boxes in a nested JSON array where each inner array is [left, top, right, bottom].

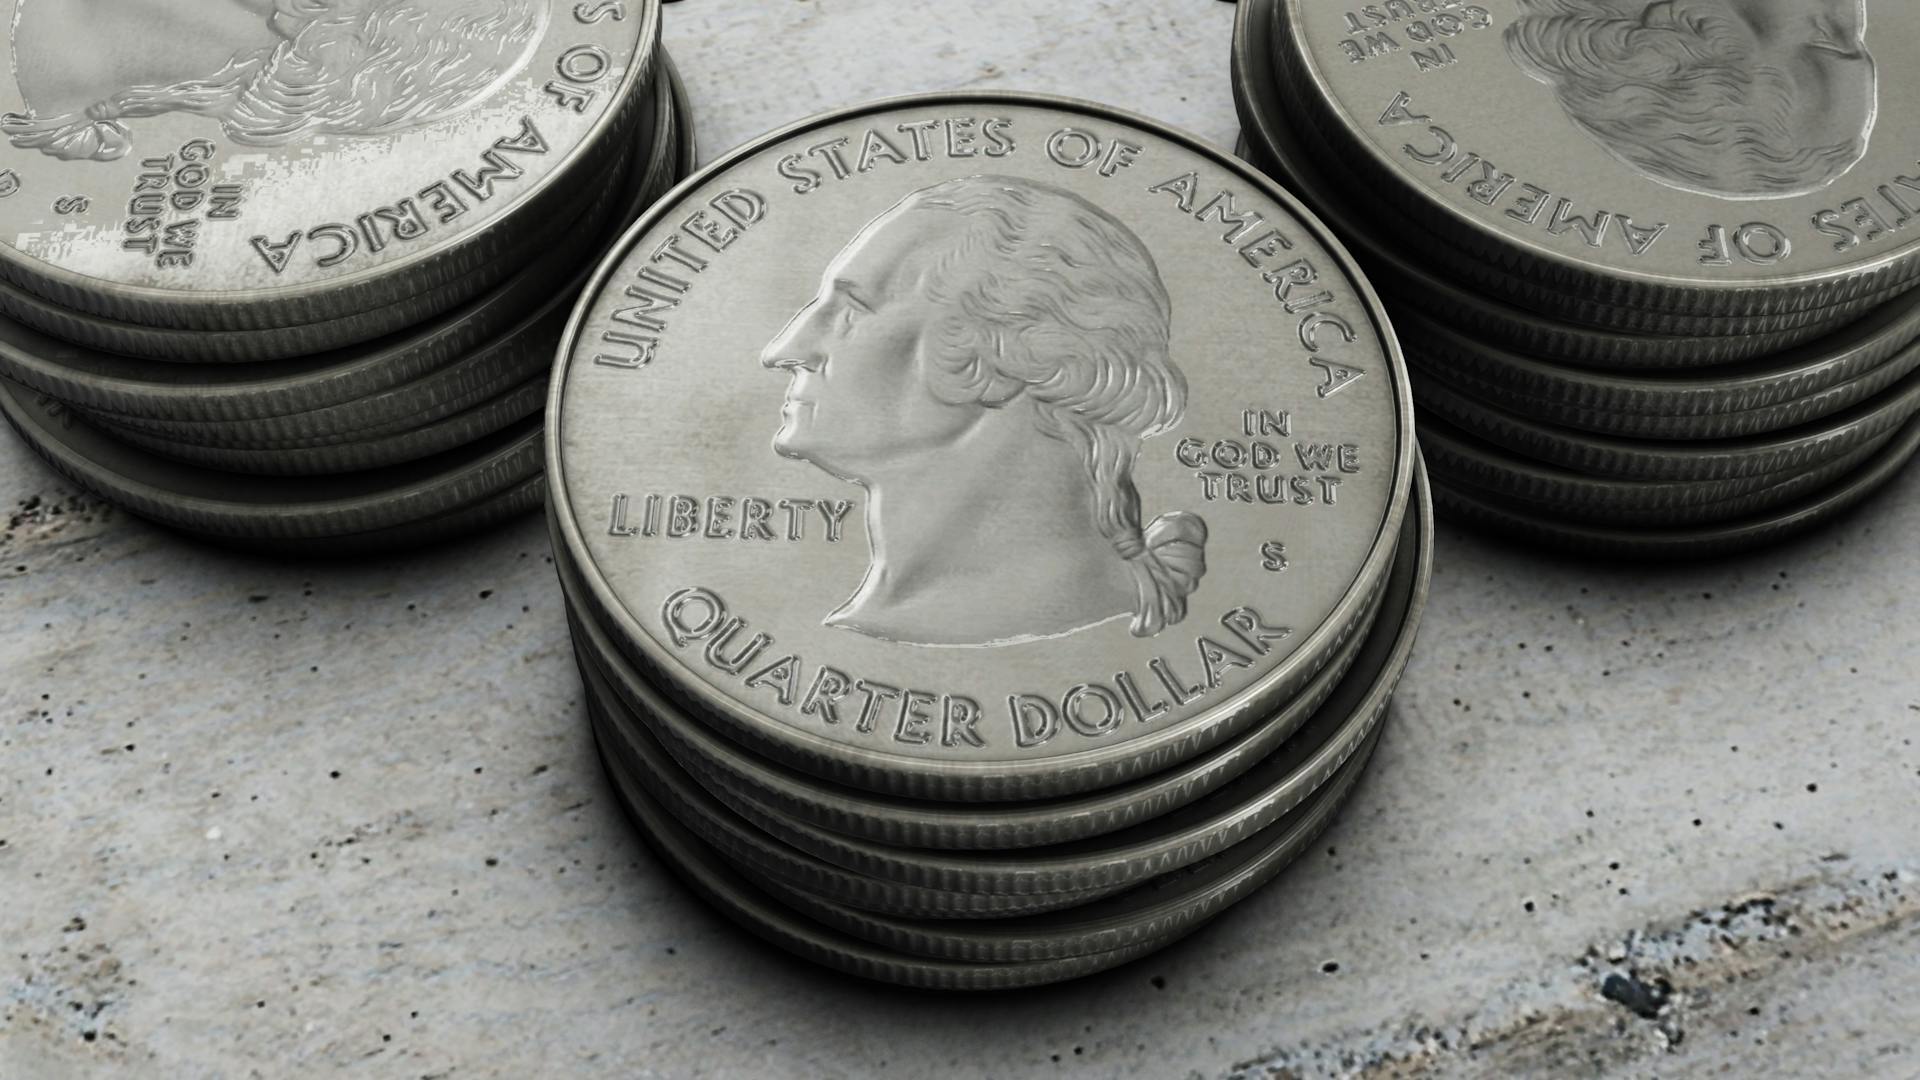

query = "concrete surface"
[[4, 2, 1918, 1077]]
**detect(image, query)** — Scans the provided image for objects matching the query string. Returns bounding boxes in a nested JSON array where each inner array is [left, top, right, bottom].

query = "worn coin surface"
[[550, 92, 1416, 802], [1270, 0, 1920, 320], [0, 0, 660, 330]]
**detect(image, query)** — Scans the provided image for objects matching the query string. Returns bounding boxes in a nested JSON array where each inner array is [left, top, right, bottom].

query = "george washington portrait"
[[759, 175, 1209, 648], [1505, 0, 1876, 198], [3, 0, 548, 162]]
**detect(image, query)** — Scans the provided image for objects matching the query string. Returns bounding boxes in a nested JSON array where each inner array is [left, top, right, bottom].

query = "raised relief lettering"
[[1379, 92, 1671, 257]]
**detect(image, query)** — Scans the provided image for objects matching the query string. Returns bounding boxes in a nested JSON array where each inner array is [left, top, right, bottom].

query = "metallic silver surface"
[[1417, 367, 1920, 480], [549, 92, 1415, 801], [0, 0, 660, 330], [96, 376, 548, 477], [1271, 0, 1920, 320], [1237, 0, 1908, 340], [1420, 412, 1895, 523], [556, 521, 1382, 850], [1395, 297, 1920, 438], [0, 55, 678, 362], [591, 703, 1241, 990], [583, 665, 1133, 919], [0, 380, 541, 538], [581, 499, 1426, 899], [1432, 411, 1920, 555], [746, 726, 1374, 964]]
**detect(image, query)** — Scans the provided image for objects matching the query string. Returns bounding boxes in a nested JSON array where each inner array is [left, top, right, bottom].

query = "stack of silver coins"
[[1233, 0, 1920, 557], [0, 2, 690, 554], [547, 93, 1430, 988]]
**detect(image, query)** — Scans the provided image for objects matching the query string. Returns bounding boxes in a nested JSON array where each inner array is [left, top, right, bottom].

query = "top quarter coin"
[[1272, 0, 1920, 320], [1230, 2, 1886, 357], [0, 0, 660, 331], [549, 93, 1416, 802]]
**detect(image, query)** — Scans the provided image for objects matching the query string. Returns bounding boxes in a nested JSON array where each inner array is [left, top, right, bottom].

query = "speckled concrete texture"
[[3, 3, 1918, 1077]]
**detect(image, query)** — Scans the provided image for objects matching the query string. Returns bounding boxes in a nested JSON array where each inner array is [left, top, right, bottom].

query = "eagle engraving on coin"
[[2, 0, 549, 162], [760, 175, 1209, 648], [1505, 0, 1876, 198]]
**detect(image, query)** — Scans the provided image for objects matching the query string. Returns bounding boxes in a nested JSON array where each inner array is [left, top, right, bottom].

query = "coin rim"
[[1266, 0, 1920, 317], [545, 89, 1417, 799], [0, 0, 664, 328]]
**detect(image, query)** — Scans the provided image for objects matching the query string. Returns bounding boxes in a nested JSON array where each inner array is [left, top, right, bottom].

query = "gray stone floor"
[[3, 3, 1917, 1077]]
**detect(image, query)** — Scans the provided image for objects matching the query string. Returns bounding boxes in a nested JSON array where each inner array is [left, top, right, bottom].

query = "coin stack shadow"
[[0, 52, 695, 556], [1232, 0, 1920, 558]]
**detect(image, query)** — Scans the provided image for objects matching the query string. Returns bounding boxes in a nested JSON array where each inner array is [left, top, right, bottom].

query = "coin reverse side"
[[550, 94, 1415, 801], [1273, 0, 1920, 316], [0, 0, 659, 327]]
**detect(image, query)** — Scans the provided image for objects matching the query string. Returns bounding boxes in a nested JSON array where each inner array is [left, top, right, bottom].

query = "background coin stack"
[[545, 91, 1435, 989], [0, 28, 692, 555], [552, 480, 1430, 989], [1232, 0, 1920, 558]]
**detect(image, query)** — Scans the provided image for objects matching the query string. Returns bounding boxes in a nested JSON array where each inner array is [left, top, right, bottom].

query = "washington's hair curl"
[[893, 175, 1207, 638], [1505, 0, 1870, 197], [2, 0, 547, 162]]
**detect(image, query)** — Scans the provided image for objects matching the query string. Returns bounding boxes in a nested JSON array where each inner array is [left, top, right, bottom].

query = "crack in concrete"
[[1221, 863, 1919, 1078]]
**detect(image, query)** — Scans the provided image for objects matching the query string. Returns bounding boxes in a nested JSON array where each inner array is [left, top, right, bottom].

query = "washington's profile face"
[[1507, 0, 1878, 198], [760, 210, 978, 482]]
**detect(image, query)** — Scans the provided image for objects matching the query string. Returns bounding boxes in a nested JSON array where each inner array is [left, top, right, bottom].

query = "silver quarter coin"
[[1433, 412, 1920, 555], [0, 0, 661, 330], [0, 380, 541, 538], [1237, 0, 1912, 341], [1270, 0, 1920, 320], [0, 50, 690, 423], [0, 53, 677, 362], [549, 92, 1416, 802]]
